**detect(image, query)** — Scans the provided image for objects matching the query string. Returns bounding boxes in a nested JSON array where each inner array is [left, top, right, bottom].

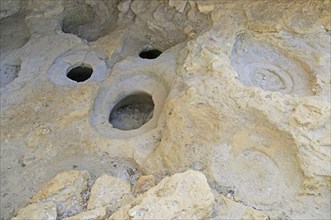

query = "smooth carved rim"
[[90, 73, 169, 139]]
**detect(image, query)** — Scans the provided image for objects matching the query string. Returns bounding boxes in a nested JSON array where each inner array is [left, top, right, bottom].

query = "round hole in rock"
[[109, 93, 154, 131], [66, 64, 93, 82], [139, 49, 162, 59]]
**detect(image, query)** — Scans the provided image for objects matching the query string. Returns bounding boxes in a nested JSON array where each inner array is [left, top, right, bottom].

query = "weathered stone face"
[[87, 174, 132, 213], [1, 0, 330, 219], [110, 170, 215, 220], [11, 201, 57, 220], [29, 170, 91, 219]]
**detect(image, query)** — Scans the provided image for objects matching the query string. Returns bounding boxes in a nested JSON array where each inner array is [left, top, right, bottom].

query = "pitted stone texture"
[[30, 170, 91, 218], [48, 49, 108, 87], [211, 190, 269, 220], [0, 61, 21, 88], [134, 175, 156, 195], [1, 1, 331, 220], [168, 0, 187, 13], [0, 0, 20, 19], [110, 170, 214, 219], [64, 207, 107, 220], [117, 0, 131, 13], [87, 174, 132, 213], [11, 202, 57, 220]]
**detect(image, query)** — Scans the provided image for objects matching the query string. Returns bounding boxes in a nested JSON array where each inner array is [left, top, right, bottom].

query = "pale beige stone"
[[211, 189, 269, 220], [110, 170, 214, 220], [30, 170, 91, 218], [243, 209, 270, 220], [12, 202, 57, 220], [1, 1, 331, 219], [134, 175, 156, 195], [64, 207, 107, 220], [87, 174, 132, 213], [168, 0, 187, 13], [117, 0, 131, 13], [196, 2, 215, 13]]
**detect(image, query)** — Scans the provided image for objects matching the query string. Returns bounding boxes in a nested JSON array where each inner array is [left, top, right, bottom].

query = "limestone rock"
[[110, 170, 214, 219], [64, 207, 107, 220], [0, 0, 20, 19], [211, 189, 269, 220], [134, 175, 156, 195], [12, 201, 57, 220], [1, 0, 331, 219], [168, 0, 187, 13], [30, 170, 91, 218], [87, 174, 132, 213], [196, 2, 215, 14], [117, 0, 131, 13]]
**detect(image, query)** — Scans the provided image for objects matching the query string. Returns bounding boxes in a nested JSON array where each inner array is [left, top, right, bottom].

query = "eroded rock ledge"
[[13, 170, 269, 220], [0, 0, 330, 219]]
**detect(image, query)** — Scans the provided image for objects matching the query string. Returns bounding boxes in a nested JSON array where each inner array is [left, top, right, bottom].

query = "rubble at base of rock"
[[1, 0, 330, 219]]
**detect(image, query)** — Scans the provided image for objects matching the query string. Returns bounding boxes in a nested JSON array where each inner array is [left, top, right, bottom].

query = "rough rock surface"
[[63, 207, 108, 220], [211, 189, 269, 220], [11, 201, 57, 220], [30, 170, 91, 218], [134, 175, 156, 195], [0, 0, 330, 219], [110, 170, 214, 219], [0, 0, 20, 19], [87, 174, 132, 213]]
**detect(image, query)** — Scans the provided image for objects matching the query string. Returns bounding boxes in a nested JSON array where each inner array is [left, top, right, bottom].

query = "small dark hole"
[[67, 65, 93, 82], [139, 49, 162, 59], [109, 93, 154, 130]]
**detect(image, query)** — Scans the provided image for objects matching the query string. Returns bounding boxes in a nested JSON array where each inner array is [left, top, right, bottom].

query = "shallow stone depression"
[[230, 32, 315, 97], [61, 1, 118, 42], [0, 13, 31, 53], [211, 117, 304, 211], [109, 93, 154, 131], [91, 73, 169, 138]]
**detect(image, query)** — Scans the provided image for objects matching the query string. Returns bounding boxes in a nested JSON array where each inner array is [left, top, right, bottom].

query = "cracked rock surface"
[[0, 0, 330, 219]]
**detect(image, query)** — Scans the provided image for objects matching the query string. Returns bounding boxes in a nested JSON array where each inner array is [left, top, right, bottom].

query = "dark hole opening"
[[139, 49, 162, 59], [109, 93, 154, 131], [67, 65, 93, 82]]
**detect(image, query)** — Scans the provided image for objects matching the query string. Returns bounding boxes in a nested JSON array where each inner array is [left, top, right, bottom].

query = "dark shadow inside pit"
[[66, 65, 93, 82], [109, 93, 154, 130], [139, 49, 162, 59]]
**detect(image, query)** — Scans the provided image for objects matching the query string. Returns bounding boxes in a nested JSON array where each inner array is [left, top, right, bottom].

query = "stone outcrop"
[[87, 174, 132, 213], [11, 201, 57, 220], [110, 170, 214, 219], [1, 0, 330, 219], [30, 170, 91, 219], [133, 175, 156, 195], [12, 170, 215, 220], [64, 207, 108, 220]]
